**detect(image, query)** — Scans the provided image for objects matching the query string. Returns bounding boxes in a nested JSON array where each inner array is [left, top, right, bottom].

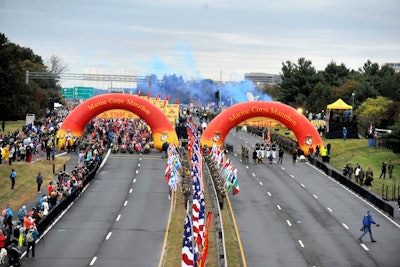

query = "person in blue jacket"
[[358, 210, 379, 242]]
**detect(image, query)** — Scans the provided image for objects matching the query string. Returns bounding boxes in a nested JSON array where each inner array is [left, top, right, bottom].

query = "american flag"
[[191, 135, 205, 262], [182, 212, 194, 267]]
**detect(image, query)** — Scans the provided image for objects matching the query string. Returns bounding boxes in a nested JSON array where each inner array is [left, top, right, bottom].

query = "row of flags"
[[165, 117, 241, 266], [182, 120, 212, 267], [210, 144, 240, 195]]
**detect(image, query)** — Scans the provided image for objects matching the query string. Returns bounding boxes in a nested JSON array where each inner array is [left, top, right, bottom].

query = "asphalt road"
[[19, 128, 400, 267], [24, 151, 170, 267], [225, 129, 400, 267]]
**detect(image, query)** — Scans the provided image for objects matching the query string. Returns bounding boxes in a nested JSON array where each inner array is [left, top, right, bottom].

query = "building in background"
[[244, 72, 281, 88]]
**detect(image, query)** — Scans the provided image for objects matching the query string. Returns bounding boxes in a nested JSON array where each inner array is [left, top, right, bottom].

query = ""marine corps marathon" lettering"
[[127, 99, 151, 115], [269, 107, 297, 127], [228, 109, 251, 122]]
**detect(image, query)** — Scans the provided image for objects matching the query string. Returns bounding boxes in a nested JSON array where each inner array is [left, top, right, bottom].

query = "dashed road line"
[[133, 178, 136, 183], [298, 240, 304, 247], [360, 243, 369, 251], [290, 174, 295, 178], [276, 205, 281, 210], [267, 192, 271, 196], [105, 232, 112, 240], [129, 188, 133, 193], [259, 181, 263, 186], [313, 194, 318, 199], [135, 170, 139, 174], [286, 220, 292, 226], [301, 183, 305, 188], [116, 214, 121, 221], [342, 223, 349, 229], [124, 200, 128, 206], [327, 207, 333, 212], [89, 256, 97, 265]]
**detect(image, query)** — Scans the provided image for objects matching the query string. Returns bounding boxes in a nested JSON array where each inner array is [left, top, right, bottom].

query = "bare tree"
[[47, 55, 68, 75]]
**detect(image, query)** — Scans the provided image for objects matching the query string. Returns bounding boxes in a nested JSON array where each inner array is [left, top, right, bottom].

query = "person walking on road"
[[36, 172, 43, 193], [278, 147, 284, 164], [359, 210, 379, 242], [252, 150, 257, 165]]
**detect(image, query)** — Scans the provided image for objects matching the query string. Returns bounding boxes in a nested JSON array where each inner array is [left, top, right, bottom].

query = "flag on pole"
[[182, 212, 194, 267]]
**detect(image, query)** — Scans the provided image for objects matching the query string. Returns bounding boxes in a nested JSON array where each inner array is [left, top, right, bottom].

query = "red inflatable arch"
[[201, 101, 323, 156], [56, 94, 178, 151]]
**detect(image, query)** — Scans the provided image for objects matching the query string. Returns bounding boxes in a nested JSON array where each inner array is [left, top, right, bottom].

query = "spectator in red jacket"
[[0, 229, 7, 249]]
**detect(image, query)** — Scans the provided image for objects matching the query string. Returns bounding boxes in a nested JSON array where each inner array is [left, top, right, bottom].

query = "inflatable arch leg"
[[200, 101, 323, 156], [56, 94, 178, 151]]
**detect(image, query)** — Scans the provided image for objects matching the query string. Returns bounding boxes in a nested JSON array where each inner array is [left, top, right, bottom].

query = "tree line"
[[275, 57, 400, 152]]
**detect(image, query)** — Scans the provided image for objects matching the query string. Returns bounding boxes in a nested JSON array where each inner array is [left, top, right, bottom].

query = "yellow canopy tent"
[[326, 98, 353, 125], [327, 98, 352, 110]]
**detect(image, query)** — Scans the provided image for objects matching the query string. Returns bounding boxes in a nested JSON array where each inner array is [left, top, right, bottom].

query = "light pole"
[[351, 93, 355, 108]]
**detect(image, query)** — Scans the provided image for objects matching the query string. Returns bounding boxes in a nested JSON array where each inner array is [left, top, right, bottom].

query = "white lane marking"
[[89, 256, 97, 265], [138, 163, 141, 167], [106, 232, 112, 240], [136, 170, 139, 174], [129, 188, 133, 193], [133, 178, 136, 183], [124, 200, 128, 206], [342, 223, 349, 229], [259, 181, 263, 186], [277, 205, 281, 210], [287, 220, 292, 226], [327, 207, 333, 212], [298, 240, 304, 247], [360, 244, 369, 251], [267, 192, 272, 197], [252, 173, 256, 177], [281, 167, 285, 170], [313, 194, 318, 199], [301, 183, 305, 188], [290, 174, 295, 178], [246, 165, 249, 169], [116, 214, 121, 221]]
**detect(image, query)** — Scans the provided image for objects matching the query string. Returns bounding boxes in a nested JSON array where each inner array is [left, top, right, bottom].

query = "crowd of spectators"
[[0, 106, 75, 165], [0, 103, 108, 262]]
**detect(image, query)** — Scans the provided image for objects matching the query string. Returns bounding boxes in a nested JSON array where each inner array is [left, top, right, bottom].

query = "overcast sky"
[[1, 0, 399, 87]]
